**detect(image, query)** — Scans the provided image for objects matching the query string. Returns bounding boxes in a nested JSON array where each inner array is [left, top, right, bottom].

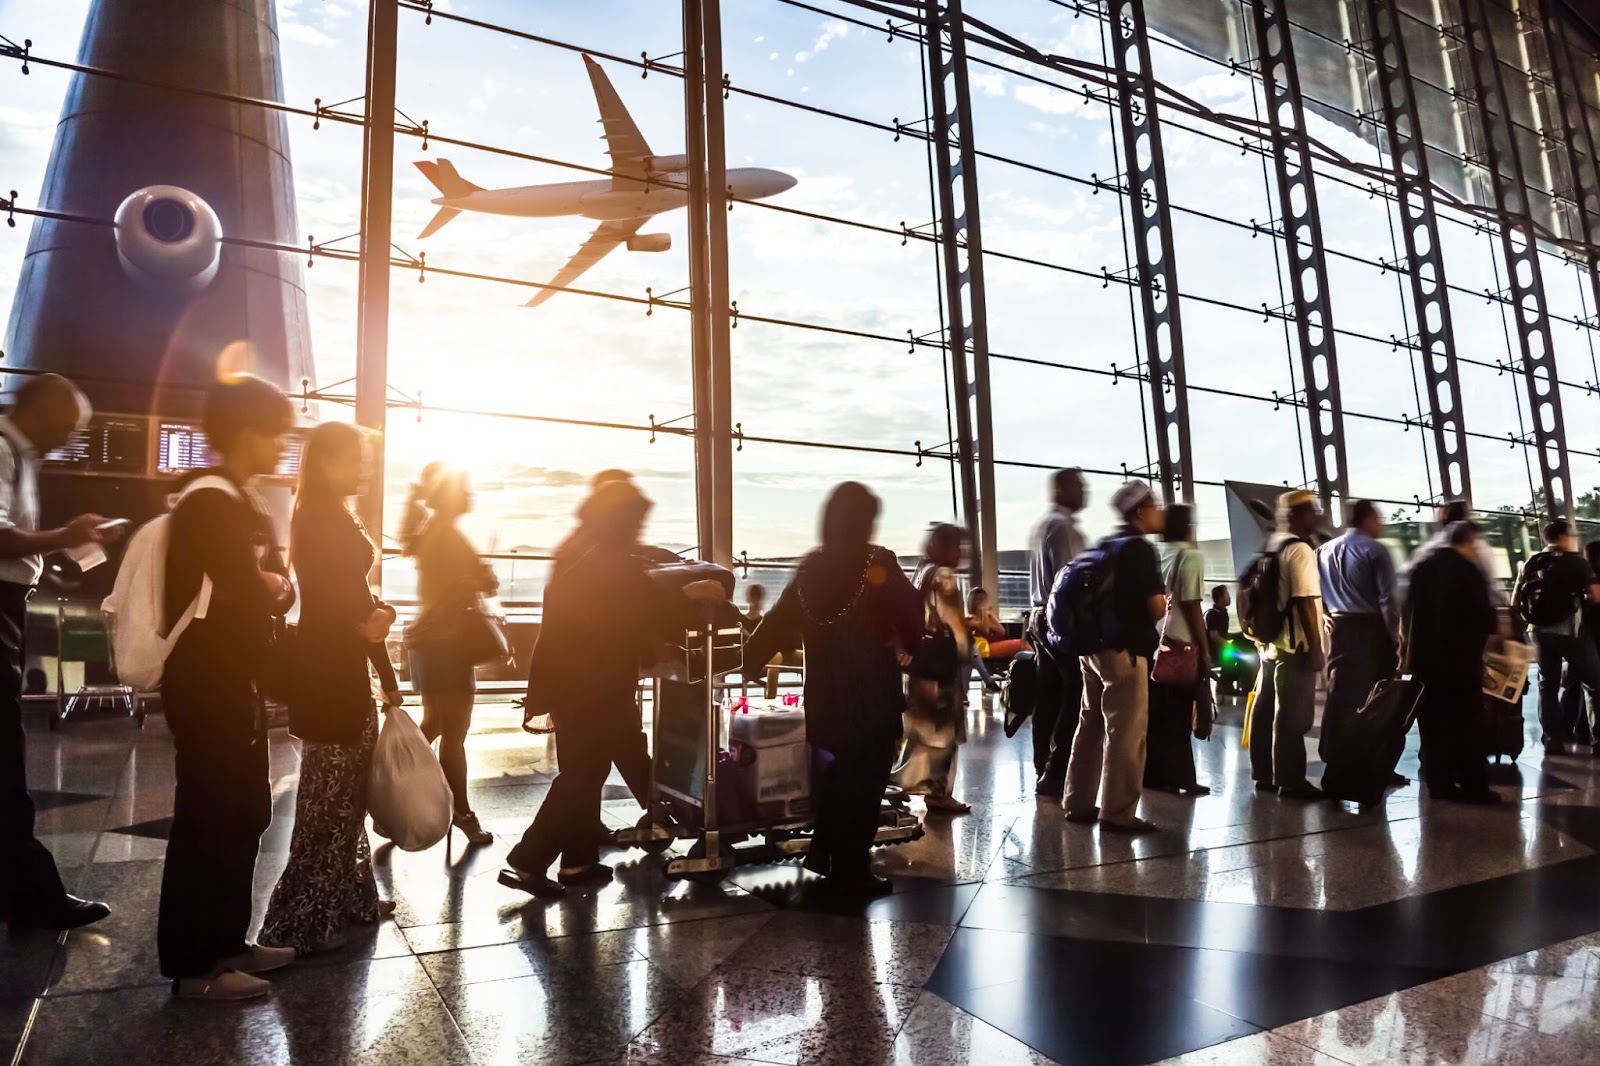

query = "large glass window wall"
[[6, 0, 1600, 620]]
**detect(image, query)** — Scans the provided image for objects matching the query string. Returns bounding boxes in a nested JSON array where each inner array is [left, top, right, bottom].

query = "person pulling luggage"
[[1513, 519, 1600, 757]]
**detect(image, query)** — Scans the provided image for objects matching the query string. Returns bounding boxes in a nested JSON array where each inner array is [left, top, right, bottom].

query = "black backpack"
[[1515, 552, 1578, 628], [1001, 649, 1037, 738], [1236, 537, 1304, 644]]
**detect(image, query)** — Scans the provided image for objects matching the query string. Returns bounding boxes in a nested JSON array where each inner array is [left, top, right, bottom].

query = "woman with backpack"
[[259, 423, 399, 957], [743, 483, 925, 896], [401, 465, 499, 846], [1145, 504, 1212, 795], [897, 523, 973, 815]]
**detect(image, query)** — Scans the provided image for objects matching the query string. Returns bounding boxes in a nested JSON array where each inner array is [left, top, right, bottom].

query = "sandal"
[[924, 794, 972, 815], [454, 813, 494, 847]]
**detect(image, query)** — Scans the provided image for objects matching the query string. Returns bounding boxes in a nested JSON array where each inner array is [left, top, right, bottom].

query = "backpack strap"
[[171, 475, 244, 622]]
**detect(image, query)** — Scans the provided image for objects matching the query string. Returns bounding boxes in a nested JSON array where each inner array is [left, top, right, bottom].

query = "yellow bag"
[[974, 637, 991, 658], [1241, 689, 1256, 749]]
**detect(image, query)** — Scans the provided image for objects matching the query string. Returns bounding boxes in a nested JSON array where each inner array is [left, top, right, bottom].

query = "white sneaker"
[[217, 944, 297, 974], [172, 969, 270, 1002]]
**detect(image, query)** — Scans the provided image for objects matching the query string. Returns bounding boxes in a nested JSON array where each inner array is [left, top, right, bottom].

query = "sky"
[[2, 0, 1597, 583]]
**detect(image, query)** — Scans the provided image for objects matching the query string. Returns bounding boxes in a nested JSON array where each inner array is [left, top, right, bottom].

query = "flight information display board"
[[156, 422, 304, 479], [44, 416, 150, 474]]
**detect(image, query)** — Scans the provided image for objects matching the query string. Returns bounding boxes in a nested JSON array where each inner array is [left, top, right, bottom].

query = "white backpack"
[[102, 476, 241, 690]]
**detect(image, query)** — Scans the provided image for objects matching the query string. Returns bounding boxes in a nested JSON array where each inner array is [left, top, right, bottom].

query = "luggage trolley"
[[615, 611, 923, 884]]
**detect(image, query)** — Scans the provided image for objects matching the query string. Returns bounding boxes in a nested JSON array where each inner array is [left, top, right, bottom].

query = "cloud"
[[281, 22, 336, 48], [969, 71, 1007, 97], [1013, 82, 1078, 115], [795, 20, 849, 62]]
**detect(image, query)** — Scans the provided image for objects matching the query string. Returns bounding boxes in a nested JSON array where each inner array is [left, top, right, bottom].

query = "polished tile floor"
[[5, 688, 1600, 1065]]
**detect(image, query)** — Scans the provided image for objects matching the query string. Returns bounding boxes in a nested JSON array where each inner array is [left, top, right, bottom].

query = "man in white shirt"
[[1248, 490, 1327, 800], [0, 374, 120, 931], [1027, 469, 1087, 798]]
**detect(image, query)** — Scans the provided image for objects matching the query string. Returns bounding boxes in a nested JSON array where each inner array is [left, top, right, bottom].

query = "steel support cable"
[[14, 196, 1599, 406], [8, 34, 1600, 334]]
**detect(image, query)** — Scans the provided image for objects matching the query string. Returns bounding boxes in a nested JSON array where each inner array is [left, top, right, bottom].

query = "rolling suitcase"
[[1482, 691, 1527, 764], [1320, 678, 1424, 804]]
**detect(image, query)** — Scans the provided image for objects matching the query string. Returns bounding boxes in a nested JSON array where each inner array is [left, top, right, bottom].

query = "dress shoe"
[[822, 873, 893, 898], [1254, 781, 1278, 792], [1035, 774, 1065, 798], [172, 969, 270, 1002], [1064, 807, 1100, 824], [1277, 783, 1325, 800], [557, 863, 615, 889], [13, 895, 110, 932], [497, 866, 566, 899], [1179, 784, 1212, 796], [217, 944, 296, 975], [1387, 772, 1410, 787], [1454, 789, 1503, 805]]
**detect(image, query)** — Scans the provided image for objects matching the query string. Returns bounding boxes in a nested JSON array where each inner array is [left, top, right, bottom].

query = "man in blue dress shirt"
[[1316, 500, 1400, 765]]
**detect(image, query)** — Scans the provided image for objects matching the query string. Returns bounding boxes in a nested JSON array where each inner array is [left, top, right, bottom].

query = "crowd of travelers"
[[0, 371, 1595, 1002]]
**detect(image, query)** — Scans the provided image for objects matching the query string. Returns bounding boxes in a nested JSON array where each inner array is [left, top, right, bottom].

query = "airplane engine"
[[113, 185, 223, 293], [645, 154, 689, 173], [627, 233, 672, 253]]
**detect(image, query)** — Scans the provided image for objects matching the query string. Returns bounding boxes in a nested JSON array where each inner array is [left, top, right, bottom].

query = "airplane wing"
[[583, 54, 653, 190], [524, 217, 647, 308]]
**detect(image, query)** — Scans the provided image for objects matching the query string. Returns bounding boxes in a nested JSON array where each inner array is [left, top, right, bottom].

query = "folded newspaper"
[[1483, 640, 1533, 704]]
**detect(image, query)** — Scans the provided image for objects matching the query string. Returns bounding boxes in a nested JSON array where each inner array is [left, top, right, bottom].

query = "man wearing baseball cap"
[[1062, 479, 1167, 832], [1250, 489, 1328, 799]]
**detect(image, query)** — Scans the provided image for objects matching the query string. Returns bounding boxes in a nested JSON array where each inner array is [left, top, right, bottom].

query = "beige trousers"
[[1064, 650, 1150, 824]]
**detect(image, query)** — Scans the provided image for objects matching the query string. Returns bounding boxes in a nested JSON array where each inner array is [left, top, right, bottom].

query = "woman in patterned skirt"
[[260, 423, 400, 955]]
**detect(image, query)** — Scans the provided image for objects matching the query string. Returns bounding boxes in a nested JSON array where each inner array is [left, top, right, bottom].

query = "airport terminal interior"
[[5, 0, 1600, 1062]]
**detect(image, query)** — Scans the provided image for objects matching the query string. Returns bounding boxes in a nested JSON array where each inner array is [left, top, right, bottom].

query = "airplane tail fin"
[[415, 159, 482, 199], [417, 206, 462, 240]]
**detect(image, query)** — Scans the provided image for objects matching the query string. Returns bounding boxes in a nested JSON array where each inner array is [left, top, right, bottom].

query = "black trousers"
[[1321, 615, 1397, 763], [1144, 681, 1199, 790], [1536, 631, 1600, 746], [0, 582, 67, 921], [510, 709, 634, 874], [808, 737, 897, 881], [158, 635, 271, 979], [1416, 676, 1489, 796], [1030, 610, 1083, 785]]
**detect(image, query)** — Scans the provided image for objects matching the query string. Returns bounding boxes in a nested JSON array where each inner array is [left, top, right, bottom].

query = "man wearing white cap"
[[1063, 479, 1166, 832], [1249, 489, 1327, 799]]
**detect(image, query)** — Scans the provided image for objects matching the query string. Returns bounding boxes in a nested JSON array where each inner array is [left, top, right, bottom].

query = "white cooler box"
[[728, 706, 811, 820]]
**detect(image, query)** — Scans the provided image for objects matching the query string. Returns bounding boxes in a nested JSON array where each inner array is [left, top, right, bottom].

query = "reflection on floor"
[[5, 693, 1600, 1065]]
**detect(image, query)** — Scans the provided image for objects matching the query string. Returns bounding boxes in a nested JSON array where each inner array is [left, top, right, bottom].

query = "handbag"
[[405, 595, 509, 668], [908, 626, 960, 681], [1151, 635, 1200, 686]]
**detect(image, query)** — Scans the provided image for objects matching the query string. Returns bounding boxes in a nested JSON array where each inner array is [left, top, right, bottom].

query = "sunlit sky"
[[3, 0, 1598, 564]]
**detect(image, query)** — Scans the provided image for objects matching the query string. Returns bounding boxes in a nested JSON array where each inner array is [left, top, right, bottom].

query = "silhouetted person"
[[901, 523, 972, 815], [1407, 521, 1499, 803], [1064, 480, 1166, 833], [744, 483, 923, 896], [1028, 468, 1087, 799], [0, 373, 118, 933], [260, 422, 398, 956], [1317, 500, 1399, 765], [502, 480, 724, 899], [1513, 518, 1600, 756], [159, 375, 297, 1001], [1248, 490, 1327, 800]]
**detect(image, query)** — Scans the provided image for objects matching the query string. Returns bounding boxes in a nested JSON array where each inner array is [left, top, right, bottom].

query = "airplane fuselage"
[[431, 167, 795, 222]]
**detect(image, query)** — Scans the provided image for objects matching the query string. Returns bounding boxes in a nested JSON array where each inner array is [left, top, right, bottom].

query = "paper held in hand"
[[1483, 640, 1533, 704]]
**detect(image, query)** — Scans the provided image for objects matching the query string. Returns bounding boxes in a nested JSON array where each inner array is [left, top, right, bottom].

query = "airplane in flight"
[[414, 54, 798, 308]]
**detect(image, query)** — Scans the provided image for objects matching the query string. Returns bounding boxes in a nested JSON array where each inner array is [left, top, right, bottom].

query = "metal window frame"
[[1105, 0, 1195, 505], [1249, 0, 1351, 516], [1456, 0, 1573, 518], [1541, 0, 1600, 344], [1360, 0, 1474, 506], [925, 0, 999, 593]]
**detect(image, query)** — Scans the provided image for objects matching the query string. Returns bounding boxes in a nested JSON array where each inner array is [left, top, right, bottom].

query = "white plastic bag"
[[368, 706, 454, 851]]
